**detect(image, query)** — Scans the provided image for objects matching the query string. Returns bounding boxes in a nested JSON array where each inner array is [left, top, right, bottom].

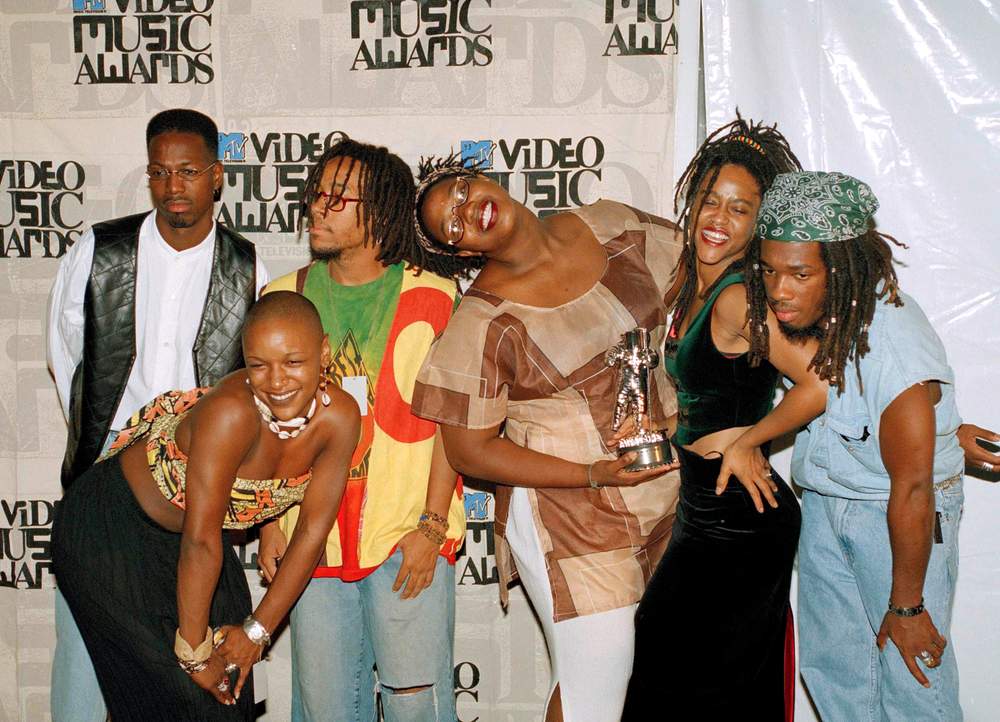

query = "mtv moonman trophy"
[[605, 327, 673, 471]]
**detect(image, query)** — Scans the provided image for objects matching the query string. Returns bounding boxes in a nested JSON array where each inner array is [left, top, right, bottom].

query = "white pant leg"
[[505, 488, 636, 722]]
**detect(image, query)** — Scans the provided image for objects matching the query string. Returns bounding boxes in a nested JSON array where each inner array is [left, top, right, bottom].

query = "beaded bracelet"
[[417, 518, 447, 545], [419, 509, 449, 527]]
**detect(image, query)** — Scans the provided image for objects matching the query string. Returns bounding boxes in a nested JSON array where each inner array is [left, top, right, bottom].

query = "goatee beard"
[[311, 248, 342, 262], [777, 321, 825, 341], [164, 211, 194, 229]]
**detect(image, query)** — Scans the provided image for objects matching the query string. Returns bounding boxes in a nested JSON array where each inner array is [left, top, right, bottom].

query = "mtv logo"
[[72, 0, 106, 10], [463, 491, 493, 521], [460, 140, 493, 170], [218, 132, 248, 162]]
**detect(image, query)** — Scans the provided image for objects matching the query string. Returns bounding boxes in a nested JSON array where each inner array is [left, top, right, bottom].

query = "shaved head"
[[242, 291, 330, 419], [243, 291, 324, 346]]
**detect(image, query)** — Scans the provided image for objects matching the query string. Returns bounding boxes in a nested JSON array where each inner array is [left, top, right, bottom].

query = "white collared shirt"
[[47, 211, 270, 430]]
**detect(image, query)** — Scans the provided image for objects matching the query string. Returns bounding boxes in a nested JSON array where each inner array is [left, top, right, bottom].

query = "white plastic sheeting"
[[703, 2, 1000, 719]]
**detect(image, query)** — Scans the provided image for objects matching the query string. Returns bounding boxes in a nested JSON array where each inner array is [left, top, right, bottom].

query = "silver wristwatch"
[[242, 615, 271, 646]]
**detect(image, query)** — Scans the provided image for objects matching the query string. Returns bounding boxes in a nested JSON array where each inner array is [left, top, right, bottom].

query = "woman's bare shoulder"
[[712, 282, 751, 331], [313, 386, 362, 439], [545, 208, 593, 242], [190, 377, 257, 429]]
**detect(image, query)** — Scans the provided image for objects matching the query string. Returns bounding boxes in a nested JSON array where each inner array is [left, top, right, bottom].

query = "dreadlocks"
[[746, 229, 907, 392], [299, 135, 471, 279], [408, 151, 487, 281], [669, 113, 802, 338]]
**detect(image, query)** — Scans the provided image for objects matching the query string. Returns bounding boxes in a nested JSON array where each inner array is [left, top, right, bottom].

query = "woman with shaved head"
[[51, 291, 360, 721]]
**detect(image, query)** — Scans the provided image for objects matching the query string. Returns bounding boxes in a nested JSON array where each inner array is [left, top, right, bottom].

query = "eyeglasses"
[[146, 161, 218, 183], [315, 190, 364, 216], [443, 177, 470, 246]]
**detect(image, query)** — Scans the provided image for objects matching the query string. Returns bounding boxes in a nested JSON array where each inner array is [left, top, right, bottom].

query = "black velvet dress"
[[623, 273, 801, 720]]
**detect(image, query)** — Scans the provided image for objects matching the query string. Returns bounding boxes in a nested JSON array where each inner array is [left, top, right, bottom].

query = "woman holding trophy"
[[621, 117, 825, 720], [407, 152, 681, 722]]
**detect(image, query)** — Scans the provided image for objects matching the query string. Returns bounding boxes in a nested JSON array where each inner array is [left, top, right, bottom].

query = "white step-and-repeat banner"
[[703, 2, 1000, 720], [0, 1, 696, 720]]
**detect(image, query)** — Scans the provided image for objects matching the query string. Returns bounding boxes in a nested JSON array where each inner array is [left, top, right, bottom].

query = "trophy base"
[[618, 434, 673, 471]]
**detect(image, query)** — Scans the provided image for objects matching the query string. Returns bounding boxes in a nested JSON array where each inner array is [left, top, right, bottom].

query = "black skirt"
[[623, 444, 801, 721], [51, 457, 254, 722]]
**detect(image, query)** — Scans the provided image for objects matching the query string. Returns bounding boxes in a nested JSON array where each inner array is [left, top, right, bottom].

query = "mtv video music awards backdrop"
[[0, 1, 696, 719]]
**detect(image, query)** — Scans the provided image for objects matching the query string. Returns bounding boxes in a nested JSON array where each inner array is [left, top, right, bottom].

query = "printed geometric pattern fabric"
[[104, 388, 310, 530], [412, 200, 683, 622]]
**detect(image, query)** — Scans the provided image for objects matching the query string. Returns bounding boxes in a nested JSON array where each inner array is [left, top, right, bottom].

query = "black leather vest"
[[61, 212, 257, 488]]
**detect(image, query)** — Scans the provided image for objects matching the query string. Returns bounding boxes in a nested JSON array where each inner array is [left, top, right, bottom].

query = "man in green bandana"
[[745, 171, 970, 720]]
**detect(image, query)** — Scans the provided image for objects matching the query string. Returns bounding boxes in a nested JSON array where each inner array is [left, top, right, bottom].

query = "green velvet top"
[[664, 272, 779, 447]]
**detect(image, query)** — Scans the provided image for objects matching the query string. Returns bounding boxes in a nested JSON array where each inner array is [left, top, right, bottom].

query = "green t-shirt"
[[303, 261, 404, 400]]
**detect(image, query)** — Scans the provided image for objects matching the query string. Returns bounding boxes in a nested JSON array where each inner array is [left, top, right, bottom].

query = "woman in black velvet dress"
[[622, 117, 823, 720]]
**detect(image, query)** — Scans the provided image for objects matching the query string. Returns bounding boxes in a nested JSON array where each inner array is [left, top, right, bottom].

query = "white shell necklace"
[[248, 382, 318, 440]]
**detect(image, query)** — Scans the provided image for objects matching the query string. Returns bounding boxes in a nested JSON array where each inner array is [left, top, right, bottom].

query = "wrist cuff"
[[887, 598, 926, 617], [174, 626, 213, 664]]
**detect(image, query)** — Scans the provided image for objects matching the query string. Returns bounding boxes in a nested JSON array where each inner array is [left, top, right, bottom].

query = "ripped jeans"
[[289, 550, 457, 722]]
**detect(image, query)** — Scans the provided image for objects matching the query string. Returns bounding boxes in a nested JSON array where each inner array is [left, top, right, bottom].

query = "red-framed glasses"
[[315, 190, 364, 214]]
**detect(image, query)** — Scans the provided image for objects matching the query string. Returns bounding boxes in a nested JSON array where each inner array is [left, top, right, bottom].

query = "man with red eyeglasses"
[[46, 107, 268, 722], [259, 136, 466, 722]]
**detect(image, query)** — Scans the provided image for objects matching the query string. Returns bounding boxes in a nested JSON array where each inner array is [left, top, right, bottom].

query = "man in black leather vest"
[[46, 108, 267, 722]]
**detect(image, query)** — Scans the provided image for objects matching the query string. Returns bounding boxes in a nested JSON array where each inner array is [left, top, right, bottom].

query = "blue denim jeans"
[[289, 550, 457, 722], [51, 432, 116, 722], [52, 588, 107, 722], [798, 484, 963, 722]]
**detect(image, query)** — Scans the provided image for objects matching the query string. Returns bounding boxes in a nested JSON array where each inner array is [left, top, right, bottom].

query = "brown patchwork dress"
[[412, 200, 683, 621]]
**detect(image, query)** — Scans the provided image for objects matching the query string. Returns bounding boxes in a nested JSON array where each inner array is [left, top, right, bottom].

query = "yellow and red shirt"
[[264, 263, 464, 580]]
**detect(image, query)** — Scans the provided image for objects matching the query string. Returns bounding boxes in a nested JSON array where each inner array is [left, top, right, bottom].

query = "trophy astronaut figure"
[[605, 328, 673, 471]]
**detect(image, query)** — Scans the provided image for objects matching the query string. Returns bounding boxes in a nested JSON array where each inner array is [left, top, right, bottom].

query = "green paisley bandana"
[[756, 171, 879, 243]]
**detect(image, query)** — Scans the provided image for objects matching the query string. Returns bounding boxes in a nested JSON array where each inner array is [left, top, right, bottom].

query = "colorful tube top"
[[103, 388, 312, 530]]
